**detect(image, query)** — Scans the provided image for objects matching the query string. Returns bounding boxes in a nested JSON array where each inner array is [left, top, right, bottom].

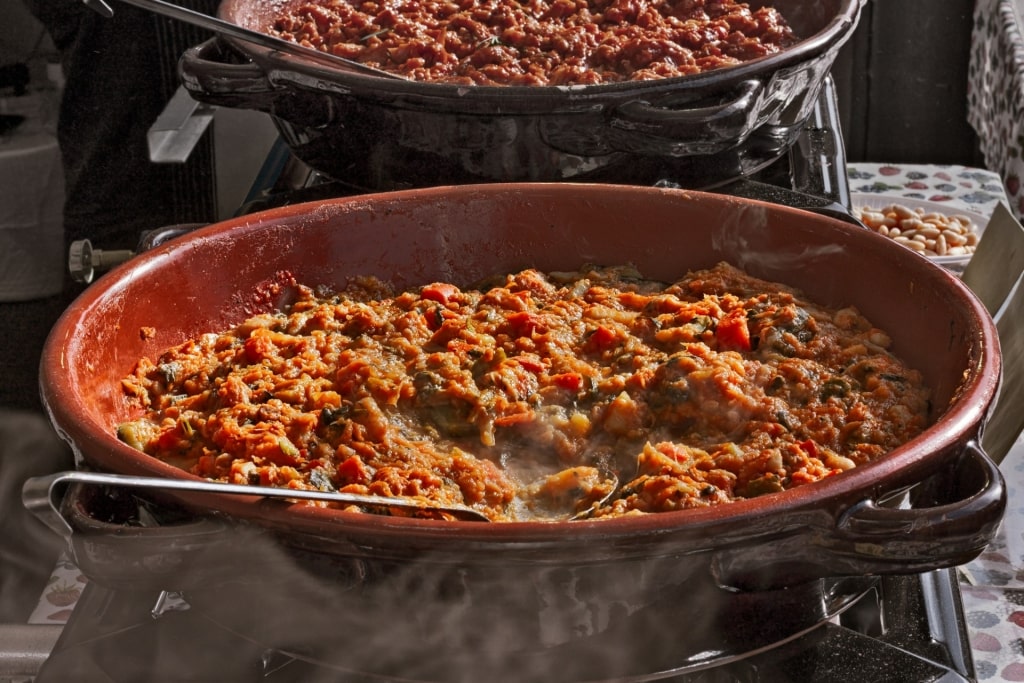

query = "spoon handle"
[[22, 469, 489, 540]]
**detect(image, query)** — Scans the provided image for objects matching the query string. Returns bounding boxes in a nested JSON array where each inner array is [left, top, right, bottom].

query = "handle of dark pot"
[[180, 37, 338, 127], [713, 441, 1006, 590], [178, 38, 278, 112], [610, 78, 763, 149]]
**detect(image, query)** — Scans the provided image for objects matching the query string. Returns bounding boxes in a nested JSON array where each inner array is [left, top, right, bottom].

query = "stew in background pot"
[[268, 0, 800, 85]]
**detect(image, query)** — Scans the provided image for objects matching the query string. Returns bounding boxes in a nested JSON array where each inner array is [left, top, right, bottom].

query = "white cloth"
[[0, 129, 64, 301]]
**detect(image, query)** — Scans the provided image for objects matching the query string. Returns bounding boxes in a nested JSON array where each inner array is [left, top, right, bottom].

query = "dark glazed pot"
[[39, 184, 1003, 679], [178, 0, 865, 189]]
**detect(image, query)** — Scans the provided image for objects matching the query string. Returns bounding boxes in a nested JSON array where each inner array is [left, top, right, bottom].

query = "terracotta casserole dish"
[[38, 184, 1004, 680]]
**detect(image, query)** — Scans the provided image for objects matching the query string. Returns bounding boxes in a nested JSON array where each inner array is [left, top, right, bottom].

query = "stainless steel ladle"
[[80, 0, 406, 80]]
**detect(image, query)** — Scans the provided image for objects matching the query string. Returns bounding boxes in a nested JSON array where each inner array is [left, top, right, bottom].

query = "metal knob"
[[68, 239, 135, 284]]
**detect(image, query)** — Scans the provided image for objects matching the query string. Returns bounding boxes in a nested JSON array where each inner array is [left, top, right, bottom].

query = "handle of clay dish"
[[713, 441, 1006, 590], [834, 440, 1005, 558]]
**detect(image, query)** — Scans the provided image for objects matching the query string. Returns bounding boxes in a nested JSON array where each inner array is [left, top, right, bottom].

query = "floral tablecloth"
[[847, 162, 1008, 214], [968, 0, 1024, 219], [965, 440, 1024, 682]]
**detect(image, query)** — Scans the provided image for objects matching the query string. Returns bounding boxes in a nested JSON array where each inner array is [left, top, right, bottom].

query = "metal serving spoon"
[[23, 470, 491, 541], [80, 0, 406, 80], [517, 464, 621, 522]]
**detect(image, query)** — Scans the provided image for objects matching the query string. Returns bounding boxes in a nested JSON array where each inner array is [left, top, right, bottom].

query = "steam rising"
[[712, 203, 847, 274], [0, 411, 73, 622], [50, 508, 856, 682], [172, 528, 729, 681]]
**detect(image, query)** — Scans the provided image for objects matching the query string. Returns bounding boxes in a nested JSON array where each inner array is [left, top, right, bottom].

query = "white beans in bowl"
[[852, 203, 981, 258]]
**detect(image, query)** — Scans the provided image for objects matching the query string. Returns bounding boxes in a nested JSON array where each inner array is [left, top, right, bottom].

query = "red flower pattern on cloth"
[[1003, 663, 1024, 683], [962, 585, 1024, 681], [968, 0, 1024, 220], [27, 554, 89, 626], [847, 162, 1007, 217], [956, 420, 1024, 682]]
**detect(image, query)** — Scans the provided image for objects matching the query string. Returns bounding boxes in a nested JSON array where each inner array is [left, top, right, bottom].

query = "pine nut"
[[852, 202, 982, 260], [893, 204, 916, 220]]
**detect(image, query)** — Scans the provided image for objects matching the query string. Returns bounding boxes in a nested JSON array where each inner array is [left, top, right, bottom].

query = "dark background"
[[832, 0, 983, 166]]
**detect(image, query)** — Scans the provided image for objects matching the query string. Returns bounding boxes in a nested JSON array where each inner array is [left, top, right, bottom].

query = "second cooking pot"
[[178, 0, 865, 189]]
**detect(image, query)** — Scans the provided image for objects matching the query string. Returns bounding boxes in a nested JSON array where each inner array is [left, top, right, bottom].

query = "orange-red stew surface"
[[268, 0, 799, 85], [118, 263, 931, 522]]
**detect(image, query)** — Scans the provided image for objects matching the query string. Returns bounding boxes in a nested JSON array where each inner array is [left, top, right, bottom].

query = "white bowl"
[[850, 193, 989, 271]]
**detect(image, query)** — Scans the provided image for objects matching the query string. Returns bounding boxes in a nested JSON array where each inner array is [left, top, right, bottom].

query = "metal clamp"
[[67, 239, 134, 284], [68, 224, 209, 283]]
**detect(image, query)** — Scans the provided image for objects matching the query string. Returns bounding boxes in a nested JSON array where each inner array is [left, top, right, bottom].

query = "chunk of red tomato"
[[551, 372, 584, 392], [716, 309, 751, 352], [586, 325, 619, 351], [506, 311, 543, 337], [421, 282, 460, 305]]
